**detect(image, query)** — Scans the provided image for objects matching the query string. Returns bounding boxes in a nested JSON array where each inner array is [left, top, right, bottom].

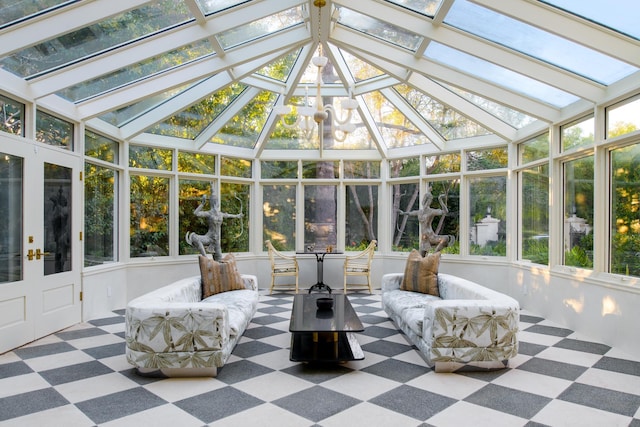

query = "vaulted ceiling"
[[1, 0, 638, 159]]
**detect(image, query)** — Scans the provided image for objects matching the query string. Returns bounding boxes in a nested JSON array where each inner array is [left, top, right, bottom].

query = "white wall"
[[81, 254, 640, 358]]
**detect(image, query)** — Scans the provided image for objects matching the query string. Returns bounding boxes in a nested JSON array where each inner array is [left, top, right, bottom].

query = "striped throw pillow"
[[401, 249, 440, 296], [200, 254, 245, 299]]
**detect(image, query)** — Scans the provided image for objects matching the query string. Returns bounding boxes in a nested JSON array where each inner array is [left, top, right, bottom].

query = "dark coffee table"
[[289, 293, 365, 362]]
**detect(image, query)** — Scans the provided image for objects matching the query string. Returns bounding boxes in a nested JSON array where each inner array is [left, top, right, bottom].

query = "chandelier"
[[275, 0, 358, 145]]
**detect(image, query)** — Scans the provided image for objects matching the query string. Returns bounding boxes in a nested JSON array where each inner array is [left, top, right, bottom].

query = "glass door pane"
[[0, 152, 23, 283], [44, 163, 72, 275]]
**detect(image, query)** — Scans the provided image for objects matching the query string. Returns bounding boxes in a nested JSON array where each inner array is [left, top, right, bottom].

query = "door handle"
[[27, 249, 35, 261], [35, 249, 50, 260]]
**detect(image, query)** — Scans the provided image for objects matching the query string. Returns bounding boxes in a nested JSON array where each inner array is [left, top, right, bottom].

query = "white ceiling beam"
[[472, 0, 640, 68], [0, 0, 150, 56], [356, 97, 390, 158], [76, 28, 306, 119], [405, 74, 518, 140], [336, 0, 606, 101]]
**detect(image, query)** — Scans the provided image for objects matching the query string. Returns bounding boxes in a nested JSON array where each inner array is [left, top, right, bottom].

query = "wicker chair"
[[343, 240, 377, 293], [265, 240, 299, 293]]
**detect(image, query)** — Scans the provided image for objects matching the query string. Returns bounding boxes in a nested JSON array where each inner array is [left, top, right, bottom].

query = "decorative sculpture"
[[398, 186, 455, 255], [185, 187, 243, 261]]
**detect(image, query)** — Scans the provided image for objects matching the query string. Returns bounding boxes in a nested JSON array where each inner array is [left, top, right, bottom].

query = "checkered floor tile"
[[1, 291, 639, 426]]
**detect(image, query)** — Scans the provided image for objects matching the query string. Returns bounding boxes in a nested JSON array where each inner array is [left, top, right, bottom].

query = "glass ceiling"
[[0, 0, 637, 158]]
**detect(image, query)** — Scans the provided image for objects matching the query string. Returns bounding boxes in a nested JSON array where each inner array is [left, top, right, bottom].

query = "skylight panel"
[[337, 7, 422, 51], [195, 0, 250, 16], [425, 42, 579, 108], [395, 84, 491, 140], [58, 40, 214, 103], [217, 6, 304, 50], [340, 49, 385, 82], [210, 90, 278, 148], [0, 1, 192, 78], [440, 81, 538, 129], [446, 0, 637, 85], [0, 0, 75, 28], [256, 50, 300, 82], [146, 83, 247, 139], [383, 0, 442, 17], [540, 0, 639, 40], [361, 91, 432, 148]]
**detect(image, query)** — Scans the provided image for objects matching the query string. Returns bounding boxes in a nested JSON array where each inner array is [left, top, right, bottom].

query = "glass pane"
[[0, 94, 24, 136], [563, 156, 593, 268], [446, 0, 637, 85], [195, 0, 249, 15], [469, 176, 506, 256], [442, 82, 537, 129], [345, 185, 378, 250], [425, 42, 578, 107], [0, 0, 74, 27], [304, 185, 337, 250], [256, 50, 299, 82], [425, 153, 461, 174], [389, 158, 420, 178], [129, 175, 169, 258], [340, 49, 384, 82], [520, 133, 549, 165], [85, 131, 118, 164], [220, 157, 251, 178], [129, 145, 172, 170], [58, 40, 214, 102], [540, 0, 639, 40], [561, 116, 594, 151], [0, 2, 191, 77], [44, 163, 72, 274], [148, 83, 247, 139], [392, 182, 419, 251], [263, 184, 296, 251], [362, 91, 433, 148], [84, 163, 116, 266], [607, 96, 640, 139], [261, 161, 297, 179], [337, 7, 422, 51], [217, 7, 304, 49], [466, 147, 508, 171], [211, 90, 277, 148], [395, 84, 491, 140], [178, 180, 214, 256], [384, 0, 441, 16], [178, 152, 216, 174], [302, 161, 339, 179], [521, 164, 549, 264], [220, 182, 249, 253], [36, 110, 73, 150], [610, 143, 640, 277], [429, 180, 460, 254], [344, 161, 380, 179], [0, 152, 23, 283]]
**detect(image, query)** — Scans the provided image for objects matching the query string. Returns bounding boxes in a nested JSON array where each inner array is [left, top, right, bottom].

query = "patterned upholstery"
[[125, 274, 258, 377], [382, 272, 519, 372]]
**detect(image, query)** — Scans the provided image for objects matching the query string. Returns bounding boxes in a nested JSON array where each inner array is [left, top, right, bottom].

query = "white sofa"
[[125, 274, 258, 377], [381, 272, 519, 372]]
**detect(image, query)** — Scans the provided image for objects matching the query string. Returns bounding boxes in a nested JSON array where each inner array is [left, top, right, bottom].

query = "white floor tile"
[[428, 401, 528, 427], [100, 403, 204, 427], [577, 367, 640, 396], [532, 399, 632, 427], [406, 371, 487, 400], [55, 372, 139, 403], [24, 350, 94, 372], [321, 370, 400, 401], [143, 376, 225, 402], [233, 371, 314, 402], [0, 405, 94, 427], [208, 402, 312, 427], [0, 372, 51, 398], [536, 346, 603, 367], [492, 368, 572, 398], [320, 401, 420, 427]]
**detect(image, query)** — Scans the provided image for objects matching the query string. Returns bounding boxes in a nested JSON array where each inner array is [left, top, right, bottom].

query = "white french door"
[[0, 137, 81, 354]]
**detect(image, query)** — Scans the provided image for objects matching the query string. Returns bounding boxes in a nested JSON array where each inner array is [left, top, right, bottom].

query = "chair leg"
[[270, 275, 275, 294]]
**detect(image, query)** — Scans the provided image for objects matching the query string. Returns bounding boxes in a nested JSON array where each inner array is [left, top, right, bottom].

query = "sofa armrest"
[[381, 273, 403, 292], [241, 274, 258, 291], [126, 301, 230, 353], [423, 299, 519, 349]]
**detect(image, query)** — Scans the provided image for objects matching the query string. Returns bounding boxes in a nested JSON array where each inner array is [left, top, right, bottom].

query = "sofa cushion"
[[203, 289, 258, 337], [401, 250, 440, 296], [200, 254, 245, 299]]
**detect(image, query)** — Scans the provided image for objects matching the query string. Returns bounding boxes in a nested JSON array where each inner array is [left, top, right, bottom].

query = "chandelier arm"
[[324, 104, 355, 126]]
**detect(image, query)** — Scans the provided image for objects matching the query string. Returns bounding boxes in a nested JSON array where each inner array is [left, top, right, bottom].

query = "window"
[[263, 184, 296, 251], [304, 185, 337, 251], [84, 131, 118, 267], [220, 182, 249, 253], [178, 180, 215, 255], [610, 143, 640, 277], [36, 110, 73, 149], [129, 175, 169, 257], [0, 94, 24, 136], [469, 176, 507, 256], [607, 95, 640, 139], [345, 185, 378, 250], [563, 156, 594, 268], [392, 181, 420, 251], [129, 145, 172, 170], [520, 164, 549, 264], [561, 116, 594, 152]]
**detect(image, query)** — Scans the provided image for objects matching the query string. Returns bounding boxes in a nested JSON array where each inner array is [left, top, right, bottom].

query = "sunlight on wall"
[[602, 296, 621, 317], [563, 296, 584, 313]]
